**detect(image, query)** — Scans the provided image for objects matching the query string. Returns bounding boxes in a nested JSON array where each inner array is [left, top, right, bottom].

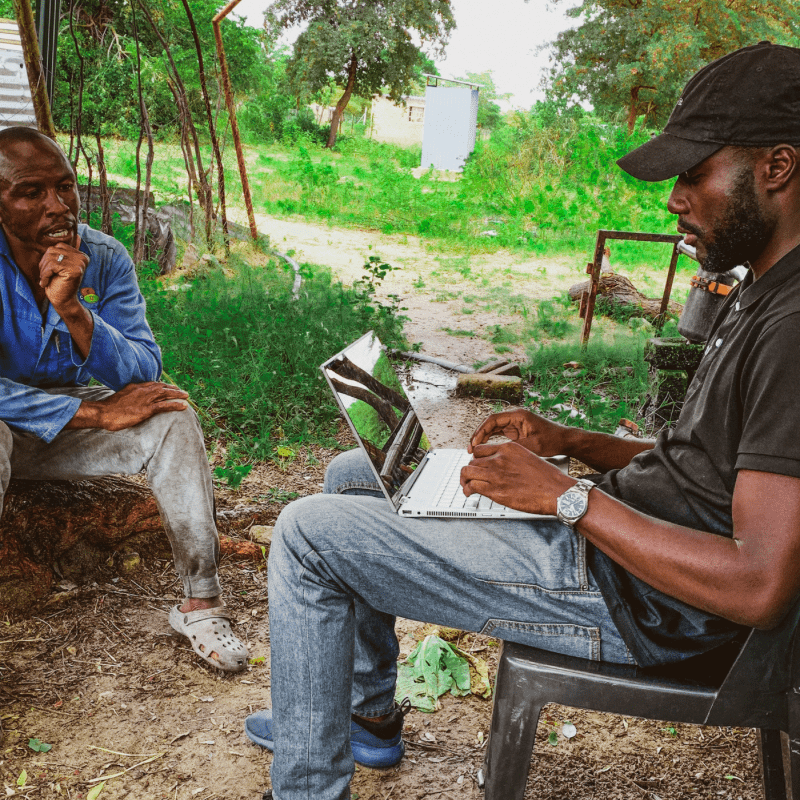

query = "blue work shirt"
[[0, 223, 162, 442]]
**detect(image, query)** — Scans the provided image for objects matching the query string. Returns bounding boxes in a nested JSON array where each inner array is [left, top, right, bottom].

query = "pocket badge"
[[81, 287, 99, 304]]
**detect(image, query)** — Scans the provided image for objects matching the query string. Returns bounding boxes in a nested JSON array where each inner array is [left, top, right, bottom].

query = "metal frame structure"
[[422, 73, 485, 90], [579, 230, 688, 346]]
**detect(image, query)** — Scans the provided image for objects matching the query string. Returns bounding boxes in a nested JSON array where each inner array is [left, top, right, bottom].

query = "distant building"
[[369, 95, 426, 147], [420, 85, 479, 172]]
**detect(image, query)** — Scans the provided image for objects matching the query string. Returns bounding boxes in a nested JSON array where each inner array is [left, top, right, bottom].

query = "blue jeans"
[[267, 449, 632, 800]]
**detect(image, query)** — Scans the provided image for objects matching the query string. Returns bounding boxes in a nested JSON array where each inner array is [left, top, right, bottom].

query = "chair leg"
[[482, 645, 544, 800], [759, 729, 788, 800], [787, 690, 800, 800], [483, 700, 543, 800]]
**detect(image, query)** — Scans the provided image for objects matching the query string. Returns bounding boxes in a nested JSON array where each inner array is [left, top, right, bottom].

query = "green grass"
[[63, 112, 688, 273], [141, 254, 406, 463], [522, 319, 682, 434]]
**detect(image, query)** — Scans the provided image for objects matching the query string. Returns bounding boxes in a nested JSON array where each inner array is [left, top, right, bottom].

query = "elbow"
[[737, 587, 793, 630]]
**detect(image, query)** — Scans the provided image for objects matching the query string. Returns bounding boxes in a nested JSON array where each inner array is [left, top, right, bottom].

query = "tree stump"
[[0, 477, 168, 618], [569, 273, 683, 322]]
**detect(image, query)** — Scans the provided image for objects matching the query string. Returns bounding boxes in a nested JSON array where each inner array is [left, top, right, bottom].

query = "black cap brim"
[[616, 132, 723, 182]]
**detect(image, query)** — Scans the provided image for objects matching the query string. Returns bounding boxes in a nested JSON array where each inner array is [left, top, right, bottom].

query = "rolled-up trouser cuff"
[[182, 575, 222, 599]]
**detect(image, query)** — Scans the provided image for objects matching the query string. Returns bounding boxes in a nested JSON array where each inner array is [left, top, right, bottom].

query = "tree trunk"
[[95, 132, 112, 235], [138, 0, 214, 247], [0, 478, 265, 619], [180, 0, 229, 253], [627, 86, 640, 134], [326, 53, 358, 149], [0, 477, 165, 618], [627, 84, 656, 133], [569, 272, 683, 322]]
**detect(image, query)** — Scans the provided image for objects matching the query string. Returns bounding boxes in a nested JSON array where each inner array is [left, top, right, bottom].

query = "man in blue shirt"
[[0, 126, 248, 672]]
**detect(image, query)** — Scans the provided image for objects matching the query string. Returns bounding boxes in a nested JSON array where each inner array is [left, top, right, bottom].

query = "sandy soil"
[[0, 216, 759, 800]]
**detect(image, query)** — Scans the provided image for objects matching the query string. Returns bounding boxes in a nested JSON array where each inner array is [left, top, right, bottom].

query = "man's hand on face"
[[68, 382, 190, 432], [38, 233, 89, 314], [469, 408, 567, 456], [460, 441, 572, 515]]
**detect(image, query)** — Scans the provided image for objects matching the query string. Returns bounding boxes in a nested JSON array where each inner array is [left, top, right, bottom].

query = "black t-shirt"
[[591, 244, 800, 666]]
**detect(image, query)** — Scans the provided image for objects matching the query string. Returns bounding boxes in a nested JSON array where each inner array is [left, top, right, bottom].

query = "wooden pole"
[[212, 0, 258, 241], [12, 0, 56, 138]]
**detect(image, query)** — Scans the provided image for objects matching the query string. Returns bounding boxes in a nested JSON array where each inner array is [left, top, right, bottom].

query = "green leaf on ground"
[[87, 781, 106, 800], [28, 737, 53, 752]]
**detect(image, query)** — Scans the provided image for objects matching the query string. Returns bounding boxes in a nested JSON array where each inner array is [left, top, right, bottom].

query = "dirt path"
[[253, 212, 582, 367]]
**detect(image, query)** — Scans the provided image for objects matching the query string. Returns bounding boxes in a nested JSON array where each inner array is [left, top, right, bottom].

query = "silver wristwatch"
[[556, 479, 595, 528]]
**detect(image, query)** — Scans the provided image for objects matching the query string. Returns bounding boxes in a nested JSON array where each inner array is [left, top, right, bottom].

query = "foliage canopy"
[[50, 0, 281, 140], [544, 0, 800, 130]]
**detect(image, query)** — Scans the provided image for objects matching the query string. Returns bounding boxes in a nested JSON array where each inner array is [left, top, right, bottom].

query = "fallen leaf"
[[725, 775, 743, 782], [548, 731, 558, 746], [87, 781, 105, 800], [15, 772, 26, 788], [28, 738, 52, 753]]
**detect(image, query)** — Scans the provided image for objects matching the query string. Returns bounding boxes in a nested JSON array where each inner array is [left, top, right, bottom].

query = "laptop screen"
[[321, 331, 430, 500]]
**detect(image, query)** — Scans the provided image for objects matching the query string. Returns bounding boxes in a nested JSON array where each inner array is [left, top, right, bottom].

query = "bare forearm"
[[561, 426, 655, 472], [577, 488, 785, 629], [64, 382, 190, 432], [64, 400, 105, 429], [55, 301, 94, 360]]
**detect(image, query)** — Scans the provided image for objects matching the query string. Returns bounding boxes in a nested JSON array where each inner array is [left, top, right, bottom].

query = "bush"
[[142, 257, 406, 459]]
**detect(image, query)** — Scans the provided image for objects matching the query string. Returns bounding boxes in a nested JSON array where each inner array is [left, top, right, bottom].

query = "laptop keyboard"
[[432, 451, 507, 511]]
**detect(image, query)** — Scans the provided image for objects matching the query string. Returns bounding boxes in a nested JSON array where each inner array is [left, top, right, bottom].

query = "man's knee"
[[273, 493, 369, 570], [324, 448, 378, 494], [140, 407, 204, 449]]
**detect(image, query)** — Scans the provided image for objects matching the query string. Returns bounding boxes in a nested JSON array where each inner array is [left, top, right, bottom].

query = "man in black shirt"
[[254, 42, 800, 800]]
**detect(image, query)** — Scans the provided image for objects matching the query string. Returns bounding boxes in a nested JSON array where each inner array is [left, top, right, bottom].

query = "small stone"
[[181, 243, 199, 270], [121, 552, 141, 573], [250, 526, 273, 545]]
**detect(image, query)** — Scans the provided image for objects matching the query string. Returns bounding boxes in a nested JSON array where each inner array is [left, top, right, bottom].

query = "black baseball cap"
[[617, 41, 800, 182]]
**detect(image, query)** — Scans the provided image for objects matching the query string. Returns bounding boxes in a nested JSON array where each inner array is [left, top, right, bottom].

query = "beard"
[[685, 167, 774, 275]]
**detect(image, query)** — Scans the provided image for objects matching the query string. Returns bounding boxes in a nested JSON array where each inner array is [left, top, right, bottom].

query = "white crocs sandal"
[[169, 605, 249, 672]]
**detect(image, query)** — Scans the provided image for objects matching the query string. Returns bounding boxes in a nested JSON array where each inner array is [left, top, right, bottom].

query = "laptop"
[[320, 331, 566, 519]]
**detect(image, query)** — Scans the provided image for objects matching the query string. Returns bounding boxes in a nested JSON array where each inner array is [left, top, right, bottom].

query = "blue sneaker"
[[245, 700, 410, 769]]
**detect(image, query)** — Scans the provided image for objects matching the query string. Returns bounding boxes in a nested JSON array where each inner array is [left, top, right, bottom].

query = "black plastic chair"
[[481, 596, 800, 799]]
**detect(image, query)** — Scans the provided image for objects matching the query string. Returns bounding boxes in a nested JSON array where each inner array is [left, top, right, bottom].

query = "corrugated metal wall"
[[0, 19, 37, 130], [420, 86, 479, 172]]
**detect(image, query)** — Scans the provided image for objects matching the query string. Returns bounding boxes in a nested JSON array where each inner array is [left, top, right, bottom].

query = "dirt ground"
[[0, 215, 761, 800]]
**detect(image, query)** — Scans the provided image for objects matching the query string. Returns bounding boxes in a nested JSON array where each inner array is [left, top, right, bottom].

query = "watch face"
[[559, 490, 587, 519]]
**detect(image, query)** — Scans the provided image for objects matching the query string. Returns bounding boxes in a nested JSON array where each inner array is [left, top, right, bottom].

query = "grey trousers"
[[0, 386, 221, 598]]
